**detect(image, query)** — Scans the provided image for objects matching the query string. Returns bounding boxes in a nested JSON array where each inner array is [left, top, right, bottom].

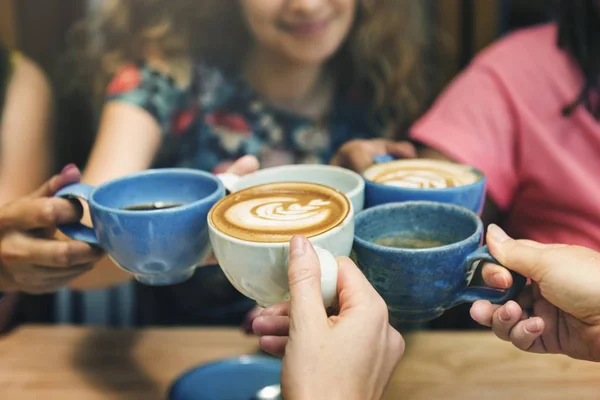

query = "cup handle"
[[451, 245, 527, 306], [54, 183, 99, 246], [215, 173, 241, 194], [312, 246, 339, 308]]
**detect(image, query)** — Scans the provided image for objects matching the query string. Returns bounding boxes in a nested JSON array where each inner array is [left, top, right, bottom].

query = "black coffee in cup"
[[373, 232, 458, 249], [123, 202, 183, 211]]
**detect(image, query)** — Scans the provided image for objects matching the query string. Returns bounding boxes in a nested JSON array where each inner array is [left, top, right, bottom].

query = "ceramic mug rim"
[[86, 168, 225, 216], [232, 163, 365, 200], [363, 160, 485, 193], [353, 200, 483, 254], [208, 181, 354, 248]]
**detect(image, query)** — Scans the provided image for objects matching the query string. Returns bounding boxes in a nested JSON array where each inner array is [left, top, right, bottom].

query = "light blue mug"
[[55, 169, 225, 285]]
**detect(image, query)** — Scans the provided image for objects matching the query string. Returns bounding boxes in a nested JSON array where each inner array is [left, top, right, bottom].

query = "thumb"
[[226, 155, 259, 176], [385, 141, 417, 159], [31, 164, 81, 198], [486, 224, 549, 281], [288, 235, 328, 328], [336, 256, 382, 310]]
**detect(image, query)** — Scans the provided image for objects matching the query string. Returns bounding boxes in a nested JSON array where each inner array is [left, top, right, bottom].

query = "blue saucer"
[[168, 355, 282, 400]]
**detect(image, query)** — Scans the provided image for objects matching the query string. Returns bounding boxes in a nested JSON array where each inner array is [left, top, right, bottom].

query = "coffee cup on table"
[[363, 157, 486, 214], [353, 201, 526, 323], [208, 182, 354, 308], [55, 169, 225, 286]]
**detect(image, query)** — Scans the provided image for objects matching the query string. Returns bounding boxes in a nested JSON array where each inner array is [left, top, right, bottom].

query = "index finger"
[[342, 149, 375, 173], [30, 164, 81, 198], [225, 155, 259, 176], [385, 141, 417, 159], [336, 256, 383, 310], [287, 236, 328, 329], [0, 197, 83, 232], [486, 225, 548, 281], [481, 262, 513, 289]]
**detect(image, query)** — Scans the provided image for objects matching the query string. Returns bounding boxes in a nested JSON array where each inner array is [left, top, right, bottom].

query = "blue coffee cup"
[[55, 169, 225, 285], [364, 156, 486, 213], [353, 201, 526, 323]]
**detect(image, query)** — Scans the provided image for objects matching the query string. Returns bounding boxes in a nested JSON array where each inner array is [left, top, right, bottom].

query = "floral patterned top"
[[105, 61, 380, 327], [105, 61, 378, 173]]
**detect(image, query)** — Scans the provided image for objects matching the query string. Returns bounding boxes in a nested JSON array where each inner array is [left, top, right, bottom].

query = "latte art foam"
[[210, 182, 350, 243], [364, 159, 480, 189], [226, 197, 334, 231]]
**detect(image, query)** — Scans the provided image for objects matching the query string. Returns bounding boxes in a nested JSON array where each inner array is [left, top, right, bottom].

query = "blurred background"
[[0, 0, 551, 326]]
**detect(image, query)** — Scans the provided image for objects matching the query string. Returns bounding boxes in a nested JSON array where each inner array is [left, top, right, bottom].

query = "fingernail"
[[290, 235, 306, 259], [499, 307, 512, 322], [61, 163, 77, 174], [488, 224, 510, 243], [492, 272, 509, 288], [524, 319, 542, 333]]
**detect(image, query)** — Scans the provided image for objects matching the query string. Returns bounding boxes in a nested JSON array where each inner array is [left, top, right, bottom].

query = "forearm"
[[0, 54, 53, 204]]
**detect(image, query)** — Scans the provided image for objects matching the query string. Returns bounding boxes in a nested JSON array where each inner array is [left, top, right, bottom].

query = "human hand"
[[257, 235, 404, 400], [203, 154, 261, 265], [202, 155, 263, 331], [224, 154, 260, 176], [330, 139, 416, 173], [241, 305, 264, 334], [470, 224, 600, 361], [0, 165, 104, 294]]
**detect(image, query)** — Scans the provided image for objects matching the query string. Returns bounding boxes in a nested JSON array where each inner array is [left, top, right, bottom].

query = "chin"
[[283, 42, 343, 66]]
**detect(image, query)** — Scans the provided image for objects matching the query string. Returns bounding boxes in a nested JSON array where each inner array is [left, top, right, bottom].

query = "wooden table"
[[0, 325, 598, 399]]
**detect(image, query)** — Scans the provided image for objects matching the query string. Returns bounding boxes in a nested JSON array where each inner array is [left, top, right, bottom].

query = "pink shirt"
[[411, 24, 600, 250]]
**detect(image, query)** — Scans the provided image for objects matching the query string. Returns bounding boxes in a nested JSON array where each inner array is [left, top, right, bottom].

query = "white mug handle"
[[313, 246, 339, 308], [216, 173, 241, 193]]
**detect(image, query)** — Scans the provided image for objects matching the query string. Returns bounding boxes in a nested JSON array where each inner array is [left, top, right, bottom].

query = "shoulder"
[[7, 53, 51, 95], [3, 52, 51, 111], [462, 23, 583, 106], [106, 58, 227, 95], [475, 24, 559, 63], [470, 24, 573, 81], [106, 62, 175, 97]]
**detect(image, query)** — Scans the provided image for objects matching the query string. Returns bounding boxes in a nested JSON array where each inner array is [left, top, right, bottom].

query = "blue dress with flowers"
[[105, 61, 379, 326], [106, 62, 377, 174]]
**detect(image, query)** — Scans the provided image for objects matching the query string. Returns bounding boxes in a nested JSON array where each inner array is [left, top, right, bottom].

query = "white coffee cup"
[[218, 164, 365, 214], [208, 182, 354, 308]]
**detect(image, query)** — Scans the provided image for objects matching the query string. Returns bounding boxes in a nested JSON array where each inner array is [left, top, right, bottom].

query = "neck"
[[244, 46, 332, 117]]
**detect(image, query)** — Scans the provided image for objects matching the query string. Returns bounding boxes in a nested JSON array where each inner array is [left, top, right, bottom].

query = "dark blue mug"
[[364, 155, 486, 214], [353, 201, 526, 323], [55, 169, 225, 285]]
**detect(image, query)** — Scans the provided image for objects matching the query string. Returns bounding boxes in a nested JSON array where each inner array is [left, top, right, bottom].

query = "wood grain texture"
[[0, 326, 598, 399]]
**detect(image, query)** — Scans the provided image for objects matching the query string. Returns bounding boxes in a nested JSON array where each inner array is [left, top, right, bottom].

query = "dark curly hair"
[[64, 0, 439, 136], [557, 0, 600, 118]]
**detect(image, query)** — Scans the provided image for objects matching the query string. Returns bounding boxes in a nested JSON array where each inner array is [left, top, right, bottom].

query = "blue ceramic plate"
[[168, 355, 282, 400]]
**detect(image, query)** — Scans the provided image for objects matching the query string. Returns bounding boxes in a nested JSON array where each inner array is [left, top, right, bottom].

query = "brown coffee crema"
[[364, 159, 481, 189], [210, 182, 350, 243]]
